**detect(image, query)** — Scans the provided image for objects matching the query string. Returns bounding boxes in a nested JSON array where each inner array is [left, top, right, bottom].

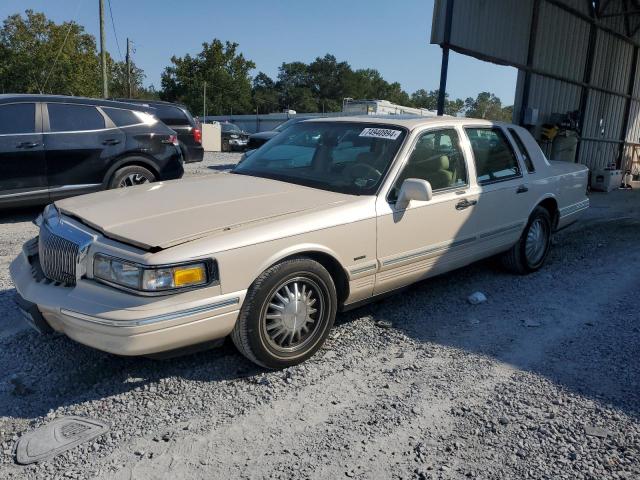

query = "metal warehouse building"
[[432, 0, 640, 175]]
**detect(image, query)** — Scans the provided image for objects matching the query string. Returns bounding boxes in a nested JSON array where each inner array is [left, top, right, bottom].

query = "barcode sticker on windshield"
[[359, 128, 402, 140]]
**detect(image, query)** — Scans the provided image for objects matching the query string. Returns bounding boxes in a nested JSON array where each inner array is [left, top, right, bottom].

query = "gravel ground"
[[0, 158, 639, 479]]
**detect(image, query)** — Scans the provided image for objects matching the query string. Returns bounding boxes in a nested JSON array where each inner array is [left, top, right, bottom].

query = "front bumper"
[[10, 249, 245, 356]]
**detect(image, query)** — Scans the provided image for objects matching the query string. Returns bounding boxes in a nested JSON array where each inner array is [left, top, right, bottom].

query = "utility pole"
[[126, 38, 131, 98], [99, 0, 108, 98]]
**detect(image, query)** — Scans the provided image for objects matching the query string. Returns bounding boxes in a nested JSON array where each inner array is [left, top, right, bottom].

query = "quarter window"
[[508, 128, 535, 173], [0, 103, 35, 134], [465, 127, 521, 184], [103, 107, 142, 127], [48, 104, 105, 132], [391, 128, 468, 198]]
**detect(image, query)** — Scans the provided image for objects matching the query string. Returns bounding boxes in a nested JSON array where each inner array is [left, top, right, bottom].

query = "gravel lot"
[[1, 154, 639, 479]]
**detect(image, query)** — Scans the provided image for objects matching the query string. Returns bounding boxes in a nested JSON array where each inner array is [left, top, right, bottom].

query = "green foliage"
[[109, 59, 148, 99], [410, 89, 465, 116], [464, 91, 513, 122], [0, 10, 101, 96], [160, 40, 256, 116]]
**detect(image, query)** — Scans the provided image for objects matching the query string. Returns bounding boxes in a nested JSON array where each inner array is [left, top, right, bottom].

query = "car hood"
[[55, 174, 350, 250], [249, 131, 278, 140]]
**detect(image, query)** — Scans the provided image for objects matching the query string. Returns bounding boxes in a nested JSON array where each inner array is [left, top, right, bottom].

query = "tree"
[[252, 72, 279, 113], [160, 39, 255, 116], [0, 10, 101, 96], [109, 59, 147, 98], [463, 91, 513, 121]]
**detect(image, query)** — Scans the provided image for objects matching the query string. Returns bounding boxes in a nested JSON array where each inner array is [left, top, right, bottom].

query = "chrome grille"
[[38, 223, 80, 286]]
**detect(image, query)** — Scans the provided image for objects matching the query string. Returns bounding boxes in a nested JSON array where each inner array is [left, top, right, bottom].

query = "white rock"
[[467, 292, 487, 305]]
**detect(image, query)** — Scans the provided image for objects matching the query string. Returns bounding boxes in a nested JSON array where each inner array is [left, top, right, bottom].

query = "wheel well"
[[538, 198, 559, 229], [281, 252, 350, 307]]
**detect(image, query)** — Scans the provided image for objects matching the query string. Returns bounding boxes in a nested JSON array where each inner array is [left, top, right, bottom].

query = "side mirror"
[[395, 178, 433, 209]]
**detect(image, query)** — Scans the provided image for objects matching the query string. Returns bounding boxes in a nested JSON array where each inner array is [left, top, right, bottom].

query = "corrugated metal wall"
[[432, 0, 640, 171], [431, 0, 531, 65]]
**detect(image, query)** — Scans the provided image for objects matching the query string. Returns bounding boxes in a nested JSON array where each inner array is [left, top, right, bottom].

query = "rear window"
[[152, 105, 190, 126], [0, 103, 35, 134], [48, 104, 105, 132], [103, 107, 142, 127], [508, 128, 535, 173]]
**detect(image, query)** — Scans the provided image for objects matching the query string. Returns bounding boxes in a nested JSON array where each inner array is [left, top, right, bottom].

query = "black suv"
[[0, 94, 184, 209], [117, 99, 204, 163]]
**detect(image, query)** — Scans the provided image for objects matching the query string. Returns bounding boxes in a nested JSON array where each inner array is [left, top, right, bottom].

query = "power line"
[[107, 0, 122, 61], [41, 0, 84, 93]]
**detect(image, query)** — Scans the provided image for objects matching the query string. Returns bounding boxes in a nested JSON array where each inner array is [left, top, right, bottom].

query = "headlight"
[[93, 254, 216, 293]]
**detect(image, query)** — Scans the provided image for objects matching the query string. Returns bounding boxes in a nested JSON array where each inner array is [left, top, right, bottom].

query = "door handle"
[[102, 139, 121, 145], [455, 199, 477, 210], [516, 185, 529, 194], [16, 142, 40, 149]]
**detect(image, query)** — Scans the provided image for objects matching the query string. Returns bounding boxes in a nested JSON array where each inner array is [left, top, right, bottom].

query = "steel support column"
[[437, 0, 455, 116], [576, 6, 599, 163], [618, 46, 639, 168], [519, 0, 542, 125]]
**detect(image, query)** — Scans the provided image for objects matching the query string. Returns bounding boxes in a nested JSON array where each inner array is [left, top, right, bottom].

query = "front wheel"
[[502, 206, 552, 274], [231, 258, 337, 369]]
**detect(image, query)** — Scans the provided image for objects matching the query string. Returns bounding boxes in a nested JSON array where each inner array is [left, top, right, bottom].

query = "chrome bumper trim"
[[60, 297, 240, 328]]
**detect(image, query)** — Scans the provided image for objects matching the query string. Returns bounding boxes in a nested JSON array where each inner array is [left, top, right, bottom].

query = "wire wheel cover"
[[261, 277, 325, 353], [525, 218, 548, 265]]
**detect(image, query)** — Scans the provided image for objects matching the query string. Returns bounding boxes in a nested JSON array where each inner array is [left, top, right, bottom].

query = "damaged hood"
[[55, 173, 349, 250]]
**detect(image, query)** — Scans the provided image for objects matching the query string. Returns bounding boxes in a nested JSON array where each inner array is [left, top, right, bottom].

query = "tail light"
[[162, 134, 179, 146], [193, 127, 202, 144]]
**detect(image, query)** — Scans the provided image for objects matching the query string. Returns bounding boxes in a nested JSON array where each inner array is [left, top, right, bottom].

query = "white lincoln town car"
[[11, 117, 589, 368]]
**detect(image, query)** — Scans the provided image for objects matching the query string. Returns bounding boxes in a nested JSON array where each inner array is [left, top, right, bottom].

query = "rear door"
[[0, 102, 47, 205], [44, 102, 125, 200]]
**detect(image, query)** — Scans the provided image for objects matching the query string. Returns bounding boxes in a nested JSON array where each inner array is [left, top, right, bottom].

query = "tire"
[[502, 206, 552, 274], [231, 258, 337, 369], [222, 139, 230, 152], [108, 165, 156, 189]]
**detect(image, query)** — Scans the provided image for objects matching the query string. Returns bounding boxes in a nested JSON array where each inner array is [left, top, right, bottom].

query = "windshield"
[[274, 118, 301, 132], [233, 122, 407, 195], [222, 123, 241, 132]]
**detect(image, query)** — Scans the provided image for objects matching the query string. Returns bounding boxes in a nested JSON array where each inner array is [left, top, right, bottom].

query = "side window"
[[0, 103, 35, 134], [103, 107, 142, 127], [508, 128, 535, 173], [465, 127, 521, 184], [48, 104, 105, 132], [392, 128, 468, 198]]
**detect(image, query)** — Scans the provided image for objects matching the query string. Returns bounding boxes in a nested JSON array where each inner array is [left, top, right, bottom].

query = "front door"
[[0, 102, 47, 206], [462, 126, 531, 255], [375, 127, 479, 295]]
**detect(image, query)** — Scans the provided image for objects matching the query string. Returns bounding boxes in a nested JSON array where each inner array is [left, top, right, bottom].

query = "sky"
[[1, 0, 518, 105]]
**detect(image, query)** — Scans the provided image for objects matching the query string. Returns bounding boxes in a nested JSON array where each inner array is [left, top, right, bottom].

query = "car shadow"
[[0, 206, 41, 224]]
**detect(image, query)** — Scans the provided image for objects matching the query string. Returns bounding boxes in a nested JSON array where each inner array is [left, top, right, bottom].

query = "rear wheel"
[[109, 165, 156, 189], [231, 258, 337, 369], [502, 206, 552, 274]]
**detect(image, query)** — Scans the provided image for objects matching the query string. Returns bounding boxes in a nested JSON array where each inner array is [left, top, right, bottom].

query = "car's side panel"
[[0, 102, 47, 207]]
